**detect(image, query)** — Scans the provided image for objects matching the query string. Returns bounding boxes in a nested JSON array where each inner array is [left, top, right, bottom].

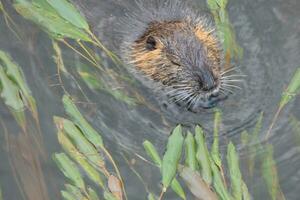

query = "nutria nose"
[[196, 70, 215, 92]]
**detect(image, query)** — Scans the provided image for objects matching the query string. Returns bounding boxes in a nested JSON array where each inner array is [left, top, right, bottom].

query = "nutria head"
[[121, 0, 236, 112]]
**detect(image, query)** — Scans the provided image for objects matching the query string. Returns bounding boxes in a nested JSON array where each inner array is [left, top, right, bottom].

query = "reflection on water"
[[0, 0, 300, 199]]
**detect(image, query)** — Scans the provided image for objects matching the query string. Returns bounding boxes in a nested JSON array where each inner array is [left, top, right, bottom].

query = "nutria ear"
[[146, 36, 157, 51]]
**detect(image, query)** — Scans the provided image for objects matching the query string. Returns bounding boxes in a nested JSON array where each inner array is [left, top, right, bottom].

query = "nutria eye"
[[146, 36, 157, 51]]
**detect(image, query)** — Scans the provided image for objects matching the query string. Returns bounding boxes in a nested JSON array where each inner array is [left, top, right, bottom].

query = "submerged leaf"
[[194, 125, 212, 185], [179, 166, 218, 200], [162, 125, 184, 189], [53, 153, 85, 190], [261, 145, 282, 200]]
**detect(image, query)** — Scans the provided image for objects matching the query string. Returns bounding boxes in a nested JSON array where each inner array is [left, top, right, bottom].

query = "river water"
[[0, 0, 300, 199]]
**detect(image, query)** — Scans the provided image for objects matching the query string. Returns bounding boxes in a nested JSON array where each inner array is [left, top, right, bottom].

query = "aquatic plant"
[[206, 0, 243, 65]]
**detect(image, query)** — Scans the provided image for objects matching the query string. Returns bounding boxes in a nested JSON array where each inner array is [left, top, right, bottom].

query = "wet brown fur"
[[129, 20, 221, 85]]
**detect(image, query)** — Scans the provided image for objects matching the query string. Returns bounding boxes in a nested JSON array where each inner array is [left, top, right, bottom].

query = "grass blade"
[[227, 142, 242, 200], [194, 125, 212, 185]]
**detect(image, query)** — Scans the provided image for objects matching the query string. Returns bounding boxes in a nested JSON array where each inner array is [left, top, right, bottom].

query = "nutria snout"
[[120, 0, 238, 112]]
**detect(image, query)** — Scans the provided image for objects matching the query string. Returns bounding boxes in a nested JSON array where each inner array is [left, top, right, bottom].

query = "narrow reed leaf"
[[62, 95, 104, 148], [211, 110, 222, 168], [162, 125, 184, 189], [179, 166, 218, 200], [143, 140, 186, 199], [57, 131, 104, 188], [290, 116, 300, 144], [54, 117, 104, 169], [279, 68, 300, 108], [46, 0, 89, 30], [53, 153, 85, 190], [261, 145, 282, 200], [227, 142, 242, 200], [185, 131, 198, 171], [195, 125, 212, 185], [61, 190, 75, 200], [210, 159, 232, 200], [88, 187, 100, 200]]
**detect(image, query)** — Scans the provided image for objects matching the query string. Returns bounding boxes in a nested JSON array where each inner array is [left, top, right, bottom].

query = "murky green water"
[[0, 0, 300, 199]]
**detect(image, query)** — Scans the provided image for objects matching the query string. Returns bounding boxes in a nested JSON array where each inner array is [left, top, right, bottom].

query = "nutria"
[[78, 0, 241, 112]]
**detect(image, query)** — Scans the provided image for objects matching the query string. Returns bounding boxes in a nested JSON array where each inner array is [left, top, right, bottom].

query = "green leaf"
[[46, 0, 89, 30], [279, 68, 300, 108], [62, 95, 104, 149], [194, 125, 212, 185], [88, 187, 100, 200], [143, 140, 162, 167], [13, 3, 92, 41], [57, 130, 104, 188], [179, 166, 218, 200], [0, 66, 24, 111], [211, 110, 222, 168], [0, 65, 26, 127], [53, 153, 85, 190], [104, 191, 118, 200], [184, 131, 198, 171], [227, 142, 242, 200], [65, 184, 87, 200], [162, 125, 184, 189], [210, 159, 232, 200], [54, 117, 104, 170], [61, 190, 76, 200], [0, 50, 37, 117], [143, 140, 186, 199]]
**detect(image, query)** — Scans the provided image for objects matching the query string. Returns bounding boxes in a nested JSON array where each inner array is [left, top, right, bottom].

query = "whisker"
[[222, 83, 242, 90], [221, 79, 244, 83], [221, 74, 247, 79], [220, 67, 238, 75], [220, 87, 235, 94]]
